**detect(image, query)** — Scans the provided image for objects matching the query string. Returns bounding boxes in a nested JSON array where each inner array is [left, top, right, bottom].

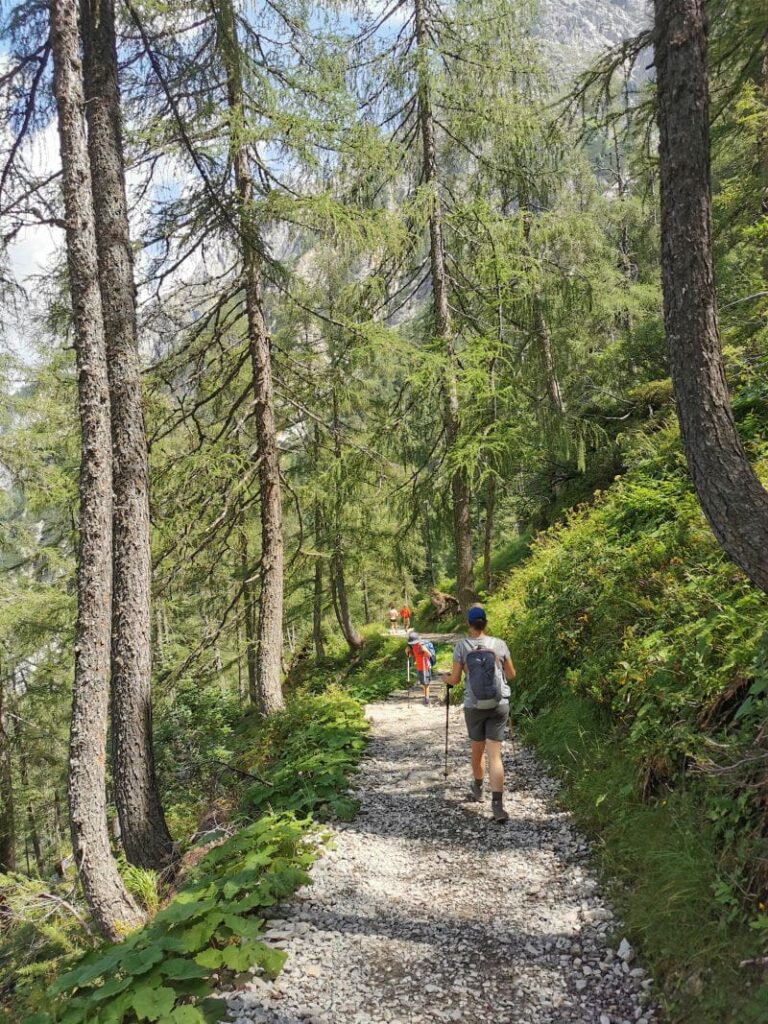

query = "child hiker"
[[446, 605, 516, 823], [406, 631, 435, 706]]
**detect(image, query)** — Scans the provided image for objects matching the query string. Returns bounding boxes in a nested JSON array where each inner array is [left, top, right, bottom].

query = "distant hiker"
[[388, 604, 400, 633], [446, 605, 516, 823], [400, 604, 412, 631], [407, 631, 436, 706]]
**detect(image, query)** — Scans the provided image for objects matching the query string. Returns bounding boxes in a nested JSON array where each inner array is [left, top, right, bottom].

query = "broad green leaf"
[[131, 983, 176, 1021], [159, 957, 209, 981], [157, 1008, 206, 1024], [120, 945, 166, 977], [193, 947, 225, 969]]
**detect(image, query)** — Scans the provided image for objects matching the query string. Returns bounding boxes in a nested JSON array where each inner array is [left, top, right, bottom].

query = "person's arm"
[[503, 653, 516, 680], [446, 653, 463, 687]]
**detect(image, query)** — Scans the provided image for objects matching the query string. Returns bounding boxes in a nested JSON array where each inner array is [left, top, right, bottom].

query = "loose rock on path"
[[227, 692, 659, 1024]]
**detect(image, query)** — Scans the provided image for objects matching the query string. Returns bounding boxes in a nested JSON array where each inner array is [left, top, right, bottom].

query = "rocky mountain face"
[[536, 0, 650, 77]]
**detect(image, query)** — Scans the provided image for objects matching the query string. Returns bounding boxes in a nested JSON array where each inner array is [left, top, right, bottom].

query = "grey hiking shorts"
[[464, 702, 509, 742]]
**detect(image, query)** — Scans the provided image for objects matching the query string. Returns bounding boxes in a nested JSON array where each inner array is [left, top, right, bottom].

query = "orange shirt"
[[408, 643, 430, 672], [400, 606, 411, 619]]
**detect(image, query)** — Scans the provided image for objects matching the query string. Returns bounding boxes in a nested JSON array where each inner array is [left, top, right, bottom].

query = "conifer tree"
[[50, 0, 141, 936]]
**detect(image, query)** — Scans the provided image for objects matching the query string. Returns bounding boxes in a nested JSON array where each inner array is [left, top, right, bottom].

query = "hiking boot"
[[469, 779, 483, 802], [423, 697, 430, 707], [491, 794, 509, 823]]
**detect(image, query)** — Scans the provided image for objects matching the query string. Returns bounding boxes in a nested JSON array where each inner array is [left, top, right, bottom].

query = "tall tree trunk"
[[331, 391, 364, 651], [0, 671, 15, 872], [761, 36, 768, 282], [361, 575, 371, 625], [521, 204, 566, 415], [81, 0, 173, 868], [51, 0, 141, 937], [422, 499, 436, 586], [217, 0, 284, 714], [533, 299, 566, 415], [414, 0, 475, 612], [483, 475, 496, 592], [239, 516, 258, 705], [313, 500, 326, 663], [331, 549, 364, 651], [655, 0, 768, 594], [14, 719, 43, 876]]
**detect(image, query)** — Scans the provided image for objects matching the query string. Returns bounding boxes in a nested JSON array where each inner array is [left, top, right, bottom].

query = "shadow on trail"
[[340, 786, 579, 859]]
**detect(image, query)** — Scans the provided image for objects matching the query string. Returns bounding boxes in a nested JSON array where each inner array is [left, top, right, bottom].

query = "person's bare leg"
[[486, 740, 504, 792], [487, 740, 509, 821], [471, 740, 485, 780], [469, 740, 485, 801]]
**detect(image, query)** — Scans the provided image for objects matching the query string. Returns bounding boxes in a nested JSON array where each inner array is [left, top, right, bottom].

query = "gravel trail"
[[227, 694, 658, 1024]]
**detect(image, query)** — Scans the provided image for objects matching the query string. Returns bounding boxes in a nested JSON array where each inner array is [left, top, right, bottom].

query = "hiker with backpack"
[[445, 605, 516, 823], [406, 631, 436, 706]]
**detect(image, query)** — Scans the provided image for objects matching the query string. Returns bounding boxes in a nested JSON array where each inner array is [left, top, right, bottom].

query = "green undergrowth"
[[482, 412, 768, 1022], [522, 695, 768, 1023], [10, 635, 406, 1024]]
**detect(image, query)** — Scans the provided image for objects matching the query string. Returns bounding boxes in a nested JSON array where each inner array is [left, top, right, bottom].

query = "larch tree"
[[50, 0, 141, 936], [213, 0, 284, 714], [0, 668, 15, 871], [655, 0, 768, 594], [80, 0, 174, 869]]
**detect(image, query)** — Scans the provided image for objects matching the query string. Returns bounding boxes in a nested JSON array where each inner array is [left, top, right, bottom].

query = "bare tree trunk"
[[330, 391, 364, 652], [414, 0, 475, 613], [422, 500, 436, 587], [331, 549, 364, 651], [0, 671, 15, 871], [14, 719, 44, 876], [655, 0, 768, 594], [80, 0, 173, 868], [361, 575, 371, 625], [313, 500, 326, 663], [217, 0, 284, 714], [51, 0, 141, 937], [239, 517, 258, 705], [521, 204, 565, 415], [761, 37, 768, 281], [533, 299, 566, 415], [483, 475, 496, 592]]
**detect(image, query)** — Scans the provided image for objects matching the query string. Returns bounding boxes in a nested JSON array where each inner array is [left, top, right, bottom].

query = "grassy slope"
[[480, 418, 768, 1023]]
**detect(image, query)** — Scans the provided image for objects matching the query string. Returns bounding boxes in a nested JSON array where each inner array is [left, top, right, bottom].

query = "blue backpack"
[[421, 640, 437, 667], [465, 640, 501, 709]]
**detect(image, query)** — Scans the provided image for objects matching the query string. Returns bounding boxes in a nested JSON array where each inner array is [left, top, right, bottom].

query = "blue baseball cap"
[[467, 605, 487, 625]]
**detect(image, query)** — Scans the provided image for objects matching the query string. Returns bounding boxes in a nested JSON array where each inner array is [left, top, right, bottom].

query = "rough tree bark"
[[239, 515, 259, 705], [0, 670, 15, 871], [51, 0, 141, 936], [217, 0, 284, 713], [520, 203, 565, 415], [313, 499, 326, 663], [80, 0, 174, 869], [761, 37, 768, 280], [483, 475, 496, 592], [14, 717, 44, 876], [655, 0, 768, 594], [331, 390, 364, 652], [414, 0, 476, 612]]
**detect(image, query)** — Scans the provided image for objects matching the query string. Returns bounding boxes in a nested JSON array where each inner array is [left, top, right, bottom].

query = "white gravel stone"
[[225, 697, 658, 1024]]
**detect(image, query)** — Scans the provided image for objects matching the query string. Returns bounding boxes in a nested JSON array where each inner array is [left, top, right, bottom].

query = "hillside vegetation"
[[484, 399, 768, 1022]]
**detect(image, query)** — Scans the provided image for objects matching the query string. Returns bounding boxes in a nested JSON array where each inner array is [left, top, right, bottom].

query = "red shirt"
[[400, 606, 411, 619], [408, 643, 430, 672]]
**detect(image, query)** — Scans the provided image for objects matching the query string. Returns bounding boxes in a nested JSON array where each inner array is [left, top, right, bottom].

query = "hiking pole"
[[406, 653, 411, 703], [444, 681, 450, 780]]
